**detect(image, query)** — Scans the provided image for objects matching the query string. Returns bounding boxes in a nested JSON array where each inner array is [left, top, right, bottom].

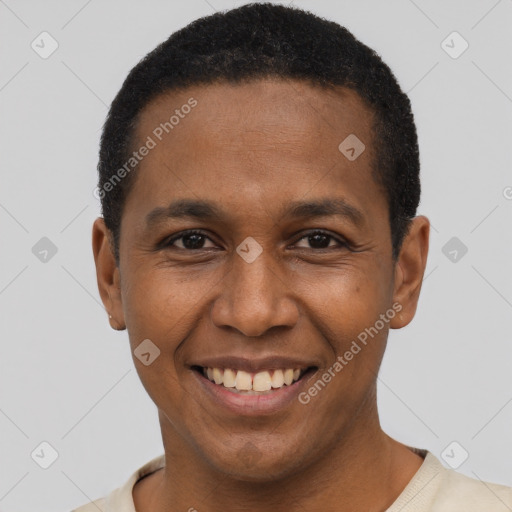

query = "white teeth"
[[283, 369, 294, 386], [223, 368, 236, 388], [271, 369, 285, 388], [203, 366, 306, 391], [253, 371, 272, 391], [235, 370, 252, 390], [213, 368, 223, 385]]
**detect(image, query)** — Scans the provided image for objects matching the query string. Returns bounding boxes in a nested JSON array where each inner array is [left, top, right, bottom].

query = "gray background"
[[1, 0, 511, 511]]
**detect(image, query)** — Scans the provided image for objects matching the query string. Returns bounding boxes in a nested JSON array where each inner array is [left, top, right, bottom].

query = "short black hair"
[[97, 2, 421, 265]]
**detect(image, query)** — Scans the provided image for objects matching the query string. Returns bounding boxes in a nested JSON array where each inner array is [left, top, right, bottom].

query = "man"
[[78, 3, 512, 511]]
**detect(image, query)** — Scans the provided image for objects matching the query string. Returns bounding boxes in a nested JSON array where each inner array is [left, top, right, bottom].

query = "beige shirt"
[[72, 447, 512, 511]]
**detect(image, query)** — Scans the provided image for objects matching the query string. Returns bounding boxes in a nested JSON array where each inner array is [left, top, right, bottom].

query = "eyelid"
[[161, 228, 349, 251], [162, 229, 217, 249], [291, 229, 348, 249]]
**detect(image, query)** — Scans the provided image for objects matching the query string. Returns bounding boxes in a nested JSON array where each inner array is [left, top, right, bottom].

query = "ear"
[[92, 217, 126, 330], [389, 215, 430, 329]]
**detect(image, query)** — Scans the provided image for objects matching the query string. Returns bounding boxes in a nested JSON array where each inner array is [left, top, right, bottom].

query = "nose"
[[210, 245, 299, 337]]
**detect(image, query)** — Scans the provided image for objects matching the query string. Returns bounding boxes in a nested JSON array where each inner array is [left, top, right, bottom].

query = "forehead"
[[123, 79, 385, 233], [136, 79, 375, 157]]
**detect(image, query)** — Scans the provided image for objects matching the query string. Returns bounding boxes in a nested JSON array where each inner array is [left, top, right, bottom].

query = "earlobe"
[[92, 217, 126, 330], [389, 216, 430, 330]]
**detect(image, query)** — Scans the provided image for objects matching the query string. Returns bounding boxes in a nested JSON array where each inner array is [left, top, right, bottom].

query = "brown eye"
[[294, 230, 347, 250], [164, 230, 217, 250]]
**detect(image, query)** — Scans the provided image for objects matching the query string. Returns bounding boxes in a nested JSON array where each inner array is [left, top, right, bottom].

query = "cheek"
[[298, 265, 390, 388], [122, 266, 209, 340], [121, 271, 198, 408], [300, 263, 388, 337]]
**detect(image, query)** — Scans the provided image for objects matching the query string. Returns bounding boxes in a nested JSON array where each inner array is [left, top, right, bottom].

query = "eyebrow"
[[144, 197, 365, 231]]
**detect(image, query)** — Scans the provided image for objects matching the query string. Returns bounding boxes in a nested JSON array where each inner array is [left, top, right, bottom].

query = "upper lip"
[[189, 356, 318, 374]]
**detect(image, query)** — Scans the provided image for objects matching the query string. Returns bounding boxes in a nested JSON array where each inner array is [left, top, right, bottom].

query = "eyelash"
[[161, 229, 349, 251]]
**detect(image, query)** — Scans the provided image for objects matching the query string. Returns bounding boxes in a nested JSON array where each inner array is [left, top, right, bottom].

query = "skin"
[[92, 78, 430, 512]]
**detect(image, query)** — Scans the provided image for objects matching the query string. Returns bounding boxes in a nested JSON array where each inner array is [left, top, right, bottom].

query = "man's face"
[[113, 79, 401, 479]]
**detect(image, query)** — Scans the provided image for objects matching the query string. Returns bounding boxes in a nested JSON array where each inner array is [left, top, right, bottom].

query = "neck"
[[136, 399, 424, 512]]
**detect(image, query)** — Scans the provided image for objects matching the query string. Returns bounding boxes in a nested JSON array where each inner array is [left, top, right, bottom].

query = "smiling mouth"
[[192, 366, 317, 394]]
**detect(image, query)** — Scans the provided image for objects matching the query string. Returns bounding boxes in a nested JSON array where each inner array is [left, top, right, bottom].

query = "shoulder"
[[388, 448, 512, 512], [70, 453, 166, 512], [432, 464, 512, 511]]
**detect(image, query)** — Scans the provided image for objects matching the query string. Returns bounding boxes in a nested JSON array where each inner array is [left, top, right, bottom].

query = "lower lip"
[[191, 368, 316, 416]]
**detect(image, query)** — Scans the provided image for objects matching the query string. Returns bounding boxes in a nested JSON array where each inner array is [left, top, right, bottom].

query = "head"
[[93, 3, 429, 481]]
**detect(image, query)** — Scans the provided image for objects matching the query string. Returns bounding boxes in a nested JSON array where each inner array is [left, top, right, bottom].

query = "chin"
[[204, 441, 306, 482]]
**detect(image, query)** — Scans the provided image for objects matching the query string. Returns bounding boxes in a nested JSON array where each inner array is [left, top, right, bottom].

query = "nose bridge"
[[211, 240, 298, 337], [233, 244, 275, 306]]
